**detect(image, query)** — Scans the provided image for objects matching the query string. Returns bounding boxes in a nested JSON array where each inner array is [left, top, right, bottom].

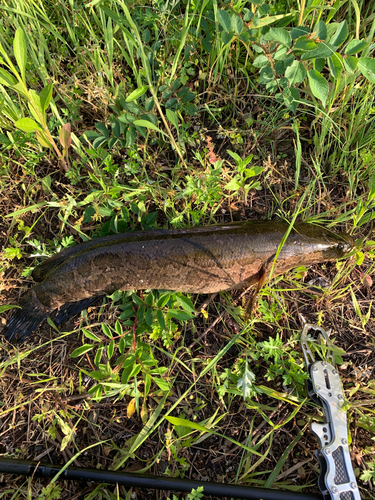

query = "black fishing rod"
[[0, 457, 321, 499]]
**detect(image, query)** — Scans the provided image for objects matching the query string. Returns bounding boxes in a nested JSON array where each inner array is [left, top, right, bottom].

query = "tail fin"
[[54, 296, 104, 326], [1, 291, 50, 343]]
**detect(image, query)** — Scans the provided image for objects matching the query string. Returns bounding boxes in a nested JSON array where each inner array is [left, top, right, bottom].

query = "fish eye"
[[337, 243, 344, 252]]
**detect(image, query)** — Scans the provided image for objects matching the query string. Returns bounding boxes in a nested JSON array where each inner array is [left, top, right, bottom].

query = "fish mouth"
[[337, 233, 355, 254]]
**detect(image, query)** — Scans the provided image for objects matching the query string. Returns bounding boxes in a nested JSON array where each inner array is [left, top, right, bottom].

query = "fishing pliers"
[[301, 324, 361, 500]]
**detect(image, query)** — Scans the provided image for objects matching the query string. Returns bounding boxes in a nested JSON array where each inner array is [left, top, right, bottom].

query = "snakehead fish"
[[1, 221, 354, 343]]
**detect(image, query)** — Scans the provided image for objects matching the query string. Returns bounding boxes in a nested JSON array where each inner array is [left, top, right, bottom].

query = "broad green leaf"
[[231, 15, 243, 35], [243, 8, 254, 21], [108, 137, 117, 149], [181, 91, 195, 103], [273, 45, 288, 61], [356, 252, 364, 266], [108, 339, 115, 359], [330, 20, 348, 48], [112, 120, 121, 138], [0, 304, 21, 313], [0, 134, 12, 145], [307, 70, 329, 106], [294, 39, 317, 51], [0, 68, 17, 87], [166, 109, 178, 129], [315, 58, 326, 72], [126, 125, 136, 147], [36, 130, 53, 149], [145, 96, 154, 111], [115, 320, 123, 336], [245, 166, 263, 177], [285, 60, 306, 85], [368, 175, 375, 202], [133, 119, 164, 134], [301, 42, 336, 60], [343, 55, 358, 74], [126, 85, 149, 102], [256, 14, 291, 28], [145, 307, 152, 326], [227, 150, 242, 164], [224, 177, 241, 191], [345, 39, 369, 55], [28, 105, 42, 125], [70, 344, 94, 357], [82, 130, 102, 141], [153, 377, 171, 391], [13, 27, 27, 81], [28, 89, 44, 123], [88, 370, 107, 380], [40, 82, 53, 111], [83, 328, 101, 342], [157, 292, 171, 308], [266, 80, 278, 92], [358, 57, 375, 83], [156, 309, 166, 330], [259, 66, 273, 84], [291, 26, 310, 39], [175, 293, 195, 313], [168, 309, 194, 321], [263, 28, 291, 48], [15, 117, 41, 133], [328, 52, 343, 79], [92, 136, 107, 148], [216, 9, 231, 32], [252, 54, 268, 68], [121, 101, 140, 114], [313, 20, 327, 41], [142, 28, 151, 44], [95, 122, 109, 138], [11, 81, 27, 97], [102, 323, 112, 338], [283, 87, 300, 114], [221, 31, 233, 45]]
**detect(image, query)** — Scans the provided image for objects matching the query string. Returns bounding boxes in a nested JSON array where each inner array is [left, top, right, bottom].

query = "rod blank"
[[0, 458, 322, 500]]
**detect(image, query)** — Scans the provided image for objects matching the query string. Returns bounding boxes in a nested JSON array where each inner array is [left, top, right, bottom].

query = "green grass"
[[0, 0, 375, 499]]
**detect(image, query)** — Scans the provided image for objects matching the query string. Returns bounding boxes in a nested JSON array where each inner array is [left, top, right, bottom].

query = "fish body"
[[2, 221, 354, 342]]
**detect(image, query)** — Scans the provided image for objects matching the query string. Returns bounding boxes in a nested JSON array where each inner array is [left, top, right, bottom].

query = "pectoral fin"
[[244, 255, 275, 319]]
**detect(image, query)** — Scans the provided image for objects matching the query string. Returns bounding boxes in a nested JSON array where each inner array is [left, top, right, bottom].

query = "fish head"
[[277, 224, 355, 270], [322, 231, 355, 259]]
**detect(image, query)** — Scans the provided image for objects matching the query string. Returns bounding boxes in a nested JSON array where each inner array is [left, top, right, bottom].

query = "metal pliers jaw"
[[300, 324, 361, 500]]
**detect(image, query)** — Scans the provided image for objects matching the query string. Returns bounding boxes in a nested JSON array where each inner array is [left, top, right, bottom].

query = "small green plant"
[[82, 78, 197, 152], [224, 150, 264, 203], [168, 486, 204, 500], [36, 483, 62, 500], [213, 8, 374, 112], [350, 286, 372, 329], [360, 460, 375, 484], [0, 27, 70, 169], [69, 290, 196, 402]]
